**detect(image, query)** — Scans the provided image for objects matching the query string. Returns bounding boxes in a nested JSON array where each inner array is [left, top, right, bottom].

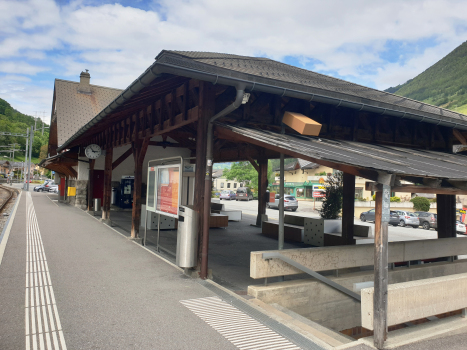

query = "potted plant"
[[319, 171, 343, 233]]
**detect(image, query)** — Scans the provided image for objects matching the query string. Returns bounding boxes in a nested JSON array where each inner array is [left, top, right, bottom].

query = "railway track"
[[0, 185, 15, 213]]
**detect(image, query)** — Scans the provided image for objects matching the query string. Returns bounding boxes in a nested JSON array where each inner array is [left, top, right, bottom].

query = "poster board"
[[155, 165, 180, 217]]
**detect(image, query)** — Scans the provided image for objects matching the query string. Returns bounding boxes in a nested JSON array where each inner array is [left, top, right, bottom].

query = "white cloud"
[[2, 0, 467, 112]]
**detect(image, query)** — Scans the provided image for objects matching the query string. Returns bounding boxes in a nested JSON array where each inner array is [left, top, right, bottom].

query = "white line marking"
[[25, 193, 67, 350], [180, 297, 301, 350]]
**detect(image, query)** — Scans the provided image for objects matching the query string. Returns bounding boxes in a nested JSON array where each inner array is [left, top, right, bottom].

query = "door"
[[92, 170, 105, 202]]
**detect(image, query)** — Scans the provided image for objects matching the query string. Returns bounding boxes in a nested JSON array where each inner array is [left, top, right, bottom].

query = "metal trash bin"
[[176, 205, 198, 268], [111, 187, 117, 205], [94, 198, 101, 212]]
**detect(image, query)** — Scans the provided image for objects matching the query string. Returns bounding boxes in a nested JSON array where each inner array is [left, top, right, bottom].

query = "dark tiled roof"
[[216, 122, 467, 181], [158, 50, 467, 127]]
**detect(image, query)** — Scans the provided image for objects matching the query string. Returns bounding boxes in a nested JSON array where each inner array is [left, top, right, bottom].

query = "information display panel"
[[146, 166, 156, 212], [155, 165, 181, 218]]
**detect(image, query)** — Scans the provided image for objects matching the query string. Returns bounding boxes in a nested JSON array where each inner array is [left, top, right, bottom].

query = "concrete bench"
[[210, 202, 242, 221], [361, 272, 467, 330], [250, 237, 467, 279]]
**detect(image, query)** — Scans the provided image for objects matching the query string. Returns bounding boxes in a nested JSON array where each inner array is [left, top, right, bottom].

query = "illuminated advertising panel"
[[155, 165, 181, 218]]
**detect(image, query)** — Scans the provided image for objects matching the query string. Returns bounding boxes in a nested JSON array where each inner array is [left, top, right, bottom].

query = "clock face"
[[85, 144, 102, 159]]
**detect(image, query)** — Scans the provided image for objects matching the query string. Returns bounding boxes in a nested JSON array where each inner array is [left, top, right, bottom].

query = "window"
[[296, 188, 304, 197], [220, 183, 224, 188], [285, 188, 294, 195], [227, 183, 231, 188], [355, 188, 363, 199], [234, 183, 237, 188], [391, 192, 396, 197]]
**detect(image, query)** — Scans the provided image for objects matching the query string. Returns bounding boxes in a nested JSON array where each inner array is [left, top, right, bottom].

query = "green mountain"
[[0, 98, 49, 160], [385, 41, 467, 114]]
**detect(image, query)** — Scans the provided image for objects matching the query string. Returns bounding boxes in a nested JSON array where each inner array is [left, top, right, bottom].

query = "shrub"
[[410, 196, 430, 212], [211, 190, 220, 198], [356, 197, 368, 202], [319, 171, 343, 219], [390, 196, 401, 202]]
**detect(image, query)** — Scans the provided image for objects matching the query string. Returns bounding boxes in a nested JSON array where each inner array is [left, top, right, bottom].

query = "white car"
[[267, 194, 298, 212], [456, 221, 466, 234]]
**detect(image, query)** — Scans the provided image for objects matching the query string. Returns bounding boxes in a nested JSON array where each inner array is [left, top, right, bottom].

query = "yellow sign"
[[67, 187, 76, 197], [319, 177, 325, 184]]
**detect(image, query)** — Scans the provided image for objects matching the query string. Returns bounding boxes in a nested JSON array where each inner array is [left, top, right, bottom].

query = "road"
[[218, 198, 467, 245]]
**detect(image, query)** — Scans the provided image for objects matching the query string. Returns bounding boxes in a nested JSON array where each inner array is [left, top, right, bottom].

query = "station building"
[[40, 50, 467, 349]]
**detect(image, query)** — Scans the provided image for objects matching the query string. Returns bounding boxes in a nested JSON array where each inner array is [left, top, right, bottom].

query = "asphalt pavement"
[[0, 192, 239, 350]]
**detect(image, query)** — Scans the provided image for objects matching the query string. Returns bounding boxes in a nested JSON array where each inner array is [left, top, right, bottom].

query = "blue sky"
[[2, 0, 467, 121]]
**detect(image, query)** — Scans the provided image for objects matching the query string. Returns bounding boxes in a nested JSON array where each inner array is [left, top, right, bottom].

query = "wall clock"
[[84, 144, 102, 159]]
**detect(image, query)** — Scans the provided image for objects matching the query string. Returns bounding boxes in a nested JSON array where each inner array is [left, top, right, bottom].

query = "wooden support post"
[[342, 172, 355, 244], [131, 137, 150, 239], [256, 159, 268, 227], [437, 194, 457, 238], [101, 147, 113, 223], [374, 188, 389, 349], [87, 159, 95, 211]]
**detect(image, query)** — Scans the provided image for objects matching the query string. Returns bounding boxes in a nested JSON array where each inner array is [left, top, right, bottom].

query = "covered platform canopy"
[[42, 50, 467, 349]]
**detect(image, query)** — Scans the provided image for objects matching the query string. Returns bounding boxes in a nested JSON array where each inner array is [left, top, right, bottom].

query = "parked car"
[[396, 211, 420, 228], [267, 194, 298, 211], [34, 180, 54, 192], [389, 211, 400, 226], [415, 211, 437, 230], [360, 209, 375, 222], [48, 185, 59, 193], [456, 220, 466, 234], [236, 187, 253, 201], [219, 190, 236, 200]]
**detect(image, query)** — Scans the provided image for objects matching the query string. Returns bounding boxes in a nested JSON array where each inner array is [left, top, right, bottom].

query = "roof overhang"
[[57, 51, 467, 152], [39, 153, 78, 178], [214, 122, 467, 194]]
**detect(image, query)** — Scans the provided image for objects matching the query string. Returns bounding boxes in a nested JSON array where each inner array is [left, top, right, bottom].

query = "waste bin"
[[94, 198, 101, 211], [176, 205, 198, 268], [111, 187, 117, 205]]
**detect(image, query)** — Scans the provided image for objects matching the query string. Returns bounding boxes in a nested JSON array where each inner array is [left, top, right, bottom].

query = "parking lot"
[[218, 198, 467, 244]]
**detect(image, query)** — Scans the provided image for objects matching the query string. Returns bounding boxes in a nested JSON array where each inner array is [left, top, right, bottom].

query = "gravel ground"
[[0, 188, 17, 234]]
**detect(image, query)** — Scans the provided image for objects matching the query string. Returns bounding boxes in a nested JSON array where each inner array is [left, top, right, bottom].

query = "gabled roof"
[[57, 49, 467, 151], [53, 79, 122, 146], [156, 51, 467, 128], [274, 159, 320, 172]]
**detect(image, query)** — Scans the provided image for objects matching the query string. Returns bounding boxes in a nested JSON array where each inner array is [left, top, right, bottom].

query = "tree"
[[410, 196, 430, 212], [223, 161, 258, 188], [39, 144, 48, 160], [319, 171, 343, 219]]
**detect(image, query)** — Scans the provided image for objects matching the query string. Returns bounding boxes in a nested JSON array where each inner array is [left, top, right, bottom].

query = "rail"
[[0, 185, 15, 212], [262, 252, 361, 302]]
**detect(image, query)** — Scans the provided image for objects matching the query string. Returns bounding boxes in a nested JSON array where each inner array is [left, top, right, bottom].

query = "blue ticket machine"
[[120, 176, 134, 208]]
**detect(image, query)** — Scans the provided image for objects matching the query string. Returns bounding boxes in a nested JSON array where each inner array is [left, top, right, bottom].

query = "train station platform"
[[0, 190, 321, 350]]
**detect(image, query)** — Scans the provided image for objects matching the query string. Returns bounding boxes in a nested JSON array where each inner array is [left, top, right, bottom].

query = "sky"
[[2, 0, 467, 122]]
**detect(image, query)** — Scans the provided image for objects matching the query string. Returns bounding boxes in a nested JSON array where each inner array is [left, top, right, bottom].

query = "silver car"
[[267, 194, 298, 211], [397, 211, 419, 228]]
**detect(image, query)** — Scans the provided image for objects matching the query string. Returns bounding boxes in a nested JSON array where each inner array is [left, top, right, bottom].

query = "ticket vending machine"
[[176, 205, 198, 268], [120, 176, 134, 208]]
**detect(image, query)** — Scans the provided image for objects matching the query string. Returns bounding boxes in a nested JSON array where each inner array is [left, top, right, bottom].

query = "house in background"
[[212, 169, 243, 191], [271, 159, 406, 201]]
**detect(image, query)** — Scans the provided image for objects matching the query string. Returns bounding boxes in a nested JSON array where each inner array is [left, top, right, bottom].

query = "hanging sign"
[[381, 184, 391, 222], [269, 191, 276, 203]]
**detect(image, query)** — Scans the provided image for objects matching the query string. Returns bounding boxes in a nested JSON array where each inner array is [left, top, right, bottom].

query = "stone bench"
[[250, 237, 467, 279], [211, 202, 242, 221], [361, 272, 467, 330]]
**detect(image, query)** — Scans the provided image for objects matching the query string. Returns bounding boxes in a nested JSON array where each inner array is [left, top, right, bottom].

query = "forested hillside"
[[385, 41, 467, 114], [0, 98, 49, 162]]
